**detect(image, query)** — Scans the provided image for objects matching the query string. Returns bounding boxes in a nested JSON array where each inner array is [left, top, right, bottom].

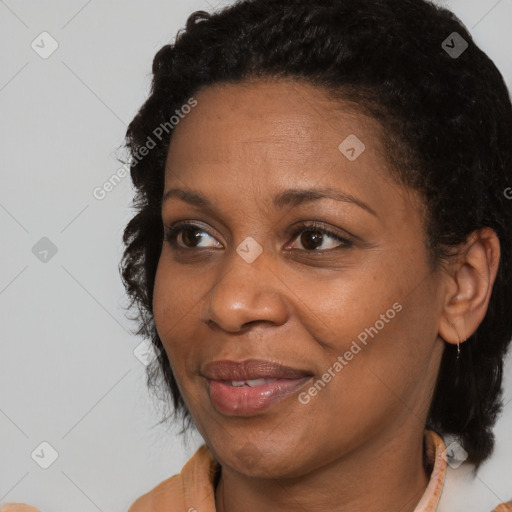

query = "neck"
[[214, 426, 431, 512]]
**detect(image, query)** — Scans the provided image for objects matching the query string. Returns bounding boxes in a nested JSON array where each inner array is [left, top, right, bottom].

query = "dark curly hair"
[[119, 0, 512, 470]]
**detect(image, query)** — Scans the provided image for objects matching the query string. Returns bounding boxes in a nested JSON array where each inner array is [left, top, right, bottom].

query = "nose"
[[199, 243, 289, 332]]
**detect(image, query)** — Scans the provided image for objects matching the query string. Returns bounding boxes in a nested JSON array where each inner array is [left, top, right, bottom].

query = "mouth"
[[201, 359, 314, 416]]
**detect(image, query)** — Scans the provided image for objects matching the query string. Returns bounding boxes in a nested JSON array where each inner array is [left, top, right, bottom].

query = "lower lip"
[[207, 377, 312, 415]]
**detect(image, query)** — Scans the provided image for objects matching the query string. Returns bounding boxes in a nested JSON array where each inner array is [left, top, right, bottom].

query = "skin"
[[152, 78, 500, 512]]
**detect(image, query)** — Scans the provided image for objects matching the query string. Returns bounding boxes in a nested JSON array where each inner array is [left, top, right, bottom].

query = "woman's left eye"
[[287, 223, 353, 251], [163, 222, 353, 251]]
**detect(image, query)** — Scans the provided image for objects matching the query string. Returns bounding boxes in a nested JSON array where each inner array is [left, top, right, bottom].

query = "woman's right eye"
[[164, 223, 222, 249]]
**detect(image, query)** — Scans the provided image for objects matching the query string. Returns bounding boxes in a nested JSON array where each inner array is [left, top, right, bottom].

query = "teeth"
[[246, 378, 268, 387], [230, 378, 278, 387]]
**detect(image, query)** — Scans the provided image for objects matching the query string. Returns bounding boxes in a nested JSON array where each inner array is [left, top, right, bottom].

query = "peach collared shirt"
[[2, 430, 511, 512]]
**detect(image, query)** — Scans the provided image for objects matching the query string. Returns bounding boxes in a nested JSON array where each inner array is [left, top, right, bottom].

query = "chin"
[[217, 440, 310, 479]]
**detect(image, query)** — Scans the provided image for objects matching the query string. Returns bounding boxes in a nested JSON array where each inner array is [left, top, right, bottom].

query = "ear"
[[438, 227, 500, 346]]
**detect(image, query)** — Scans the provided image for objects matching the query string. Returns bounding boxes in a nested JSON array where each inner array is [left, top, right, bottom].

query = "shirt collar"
[[413, 430, 447, 511]]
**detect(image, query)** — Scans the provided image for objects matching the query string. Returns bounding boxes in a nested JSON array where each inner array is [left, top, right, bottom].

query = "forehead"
[[163, 79, 420, 224], [167, 78, 381, 168]]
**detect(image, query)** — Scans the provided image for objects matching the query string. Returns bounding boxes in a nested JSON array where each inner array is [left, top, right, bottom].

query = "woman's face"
[[153, 79, 446, 478]]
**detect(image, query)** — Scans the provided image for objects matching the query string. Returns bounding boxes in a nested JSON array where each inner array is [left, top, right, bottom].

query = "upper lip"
[[201, 359, 313, 381]]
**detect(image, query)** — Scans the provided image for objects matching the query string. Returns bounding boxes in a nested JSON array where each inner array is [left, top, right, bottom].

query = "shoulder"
[[127, 472, 185, 512], [491, 502, 512, 512], [127, 444, 219, 512], [0, 505, 42, 512]]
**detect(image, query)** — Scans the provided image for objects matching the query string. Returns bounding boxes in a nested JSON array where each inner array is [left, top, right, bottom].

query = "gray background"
[[0, 0, 511, 510]]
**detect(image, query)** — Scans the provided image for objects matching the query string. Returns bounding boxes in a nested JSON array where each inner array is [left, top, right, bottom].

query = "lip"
[[201, 359, 313, 381], [207, 377, 313, 415], [202, 359, 314, 416]]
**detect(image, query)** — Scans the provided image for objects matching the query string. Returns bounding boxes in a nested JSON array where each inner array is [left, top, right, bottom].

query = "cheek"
[[285, 264, 401, 354], [295, 259, 437, 397], [153, 255, 201, 330], [293, 308, 428, 452], [316, 282, 439, 420], [152, 258, 200, 371]]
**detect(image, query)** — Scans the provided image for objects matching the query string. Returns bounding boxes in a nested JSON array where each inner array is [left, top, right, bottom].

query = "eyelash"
[[163, 221, 353, 251]]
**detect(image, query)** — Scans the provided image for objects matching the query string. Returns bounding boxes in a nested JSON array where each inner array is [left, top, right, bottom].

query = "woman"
[[3, 0, 511, 511], [119, 0, 512, 510]]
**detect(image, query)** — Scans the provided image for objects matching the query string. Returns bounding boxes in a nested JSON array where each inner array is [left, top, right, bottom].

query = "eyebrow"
[[162, 187, 378, 218]]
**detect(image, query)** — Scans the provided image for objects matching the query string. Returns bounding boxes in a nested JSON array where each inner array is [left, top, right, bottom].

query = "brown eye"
[[288, 223, 353, 251], [297, 230, 325, 250], [164, 223, 221, 249]]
